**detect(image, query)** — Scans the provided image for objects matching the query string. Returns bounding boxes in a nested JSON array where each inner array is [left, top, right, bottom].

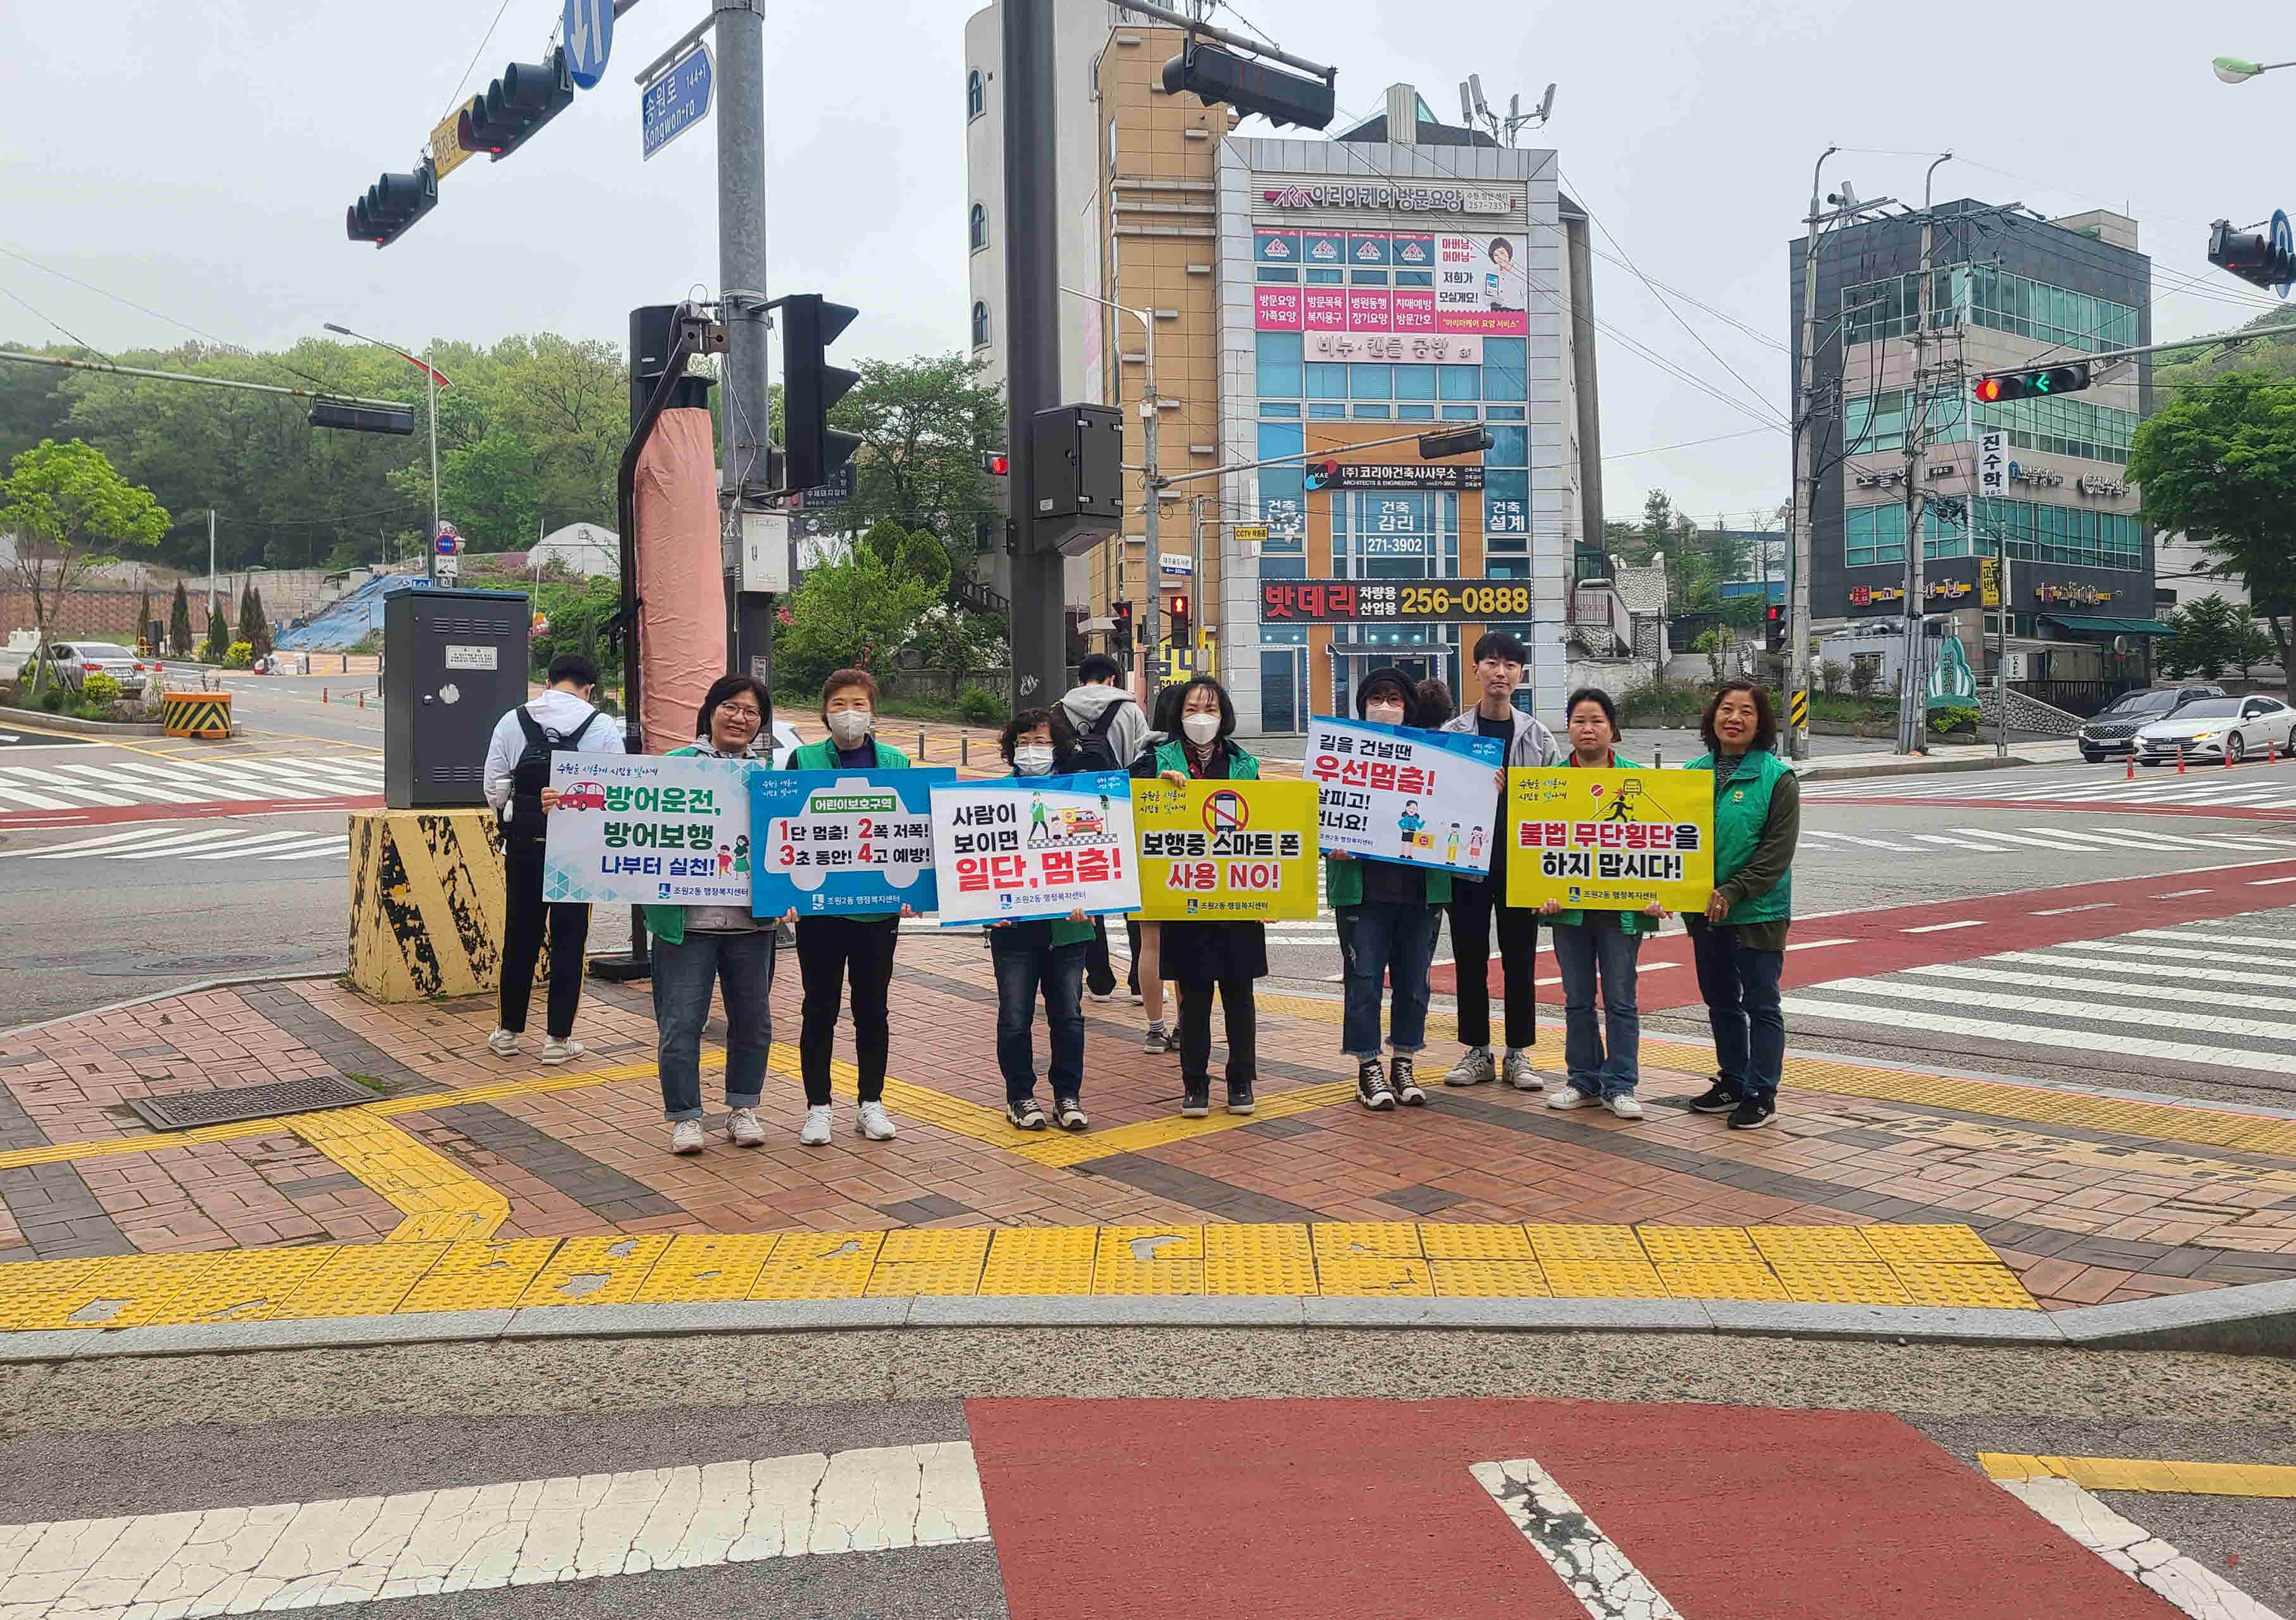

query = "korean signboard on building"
[[1261, 580, 1534, 623], [929, 772, 1140, 926], [1302, 461, 1483, 492], [1503, 768, 1715, 913], [748, 767, 953, 917], [1133, 779, 1319, 923], [1305, 718, 1504, 877], [1976, 429, 2009, 502], [1253, 231, 1529, 339], [543, 753, 755, 907]]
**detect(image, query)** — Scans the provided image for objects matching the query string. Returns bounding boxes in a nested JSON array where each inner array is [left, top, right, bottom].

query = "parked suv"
[[2077, 685, 2226, 761]]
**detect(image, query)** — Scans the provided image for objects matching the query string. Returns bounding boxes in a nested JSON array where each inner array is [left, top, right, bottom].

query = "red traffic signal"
[[1974, 364, 2092, 403], [980, 451, 1009, 476]]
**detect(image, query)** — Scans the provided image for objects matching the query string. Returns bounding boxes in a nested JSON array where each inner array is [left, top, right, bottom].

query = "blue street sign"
[[435, 532, 460, 556], [561, 0, 612, 90], [641, 45, 713, 161]]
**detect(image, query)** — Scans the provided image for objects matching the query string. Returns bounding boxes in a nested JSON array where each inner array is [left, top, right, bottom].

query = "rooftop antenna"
[[1459, 75, 1556, 145]]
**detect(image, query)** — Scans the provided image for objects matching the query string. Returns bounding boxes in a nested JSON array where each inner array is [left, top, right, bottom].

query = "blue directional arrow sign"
[[641, 46, 713, 161], [561, 0, 612, 90]]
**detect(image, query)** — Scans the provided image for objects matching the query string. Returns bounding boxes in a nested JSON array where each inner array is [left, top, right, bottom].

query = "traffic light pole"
[[715, 0, 776, 704], [1783, 147, 1836, 764], [1003, 0, 1068, 711]]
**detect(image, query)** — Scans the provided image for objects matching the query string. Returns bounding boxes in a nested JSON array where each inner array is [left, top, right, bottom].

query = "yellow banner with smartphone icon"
[[1133, 778, 1319, 922], [1502, 768, 1715, 913]]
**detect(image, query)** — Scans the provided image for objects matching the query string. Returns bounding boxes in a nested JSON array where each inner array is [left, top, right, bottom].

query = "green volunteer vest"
[[1688, 747, 1793, 926]]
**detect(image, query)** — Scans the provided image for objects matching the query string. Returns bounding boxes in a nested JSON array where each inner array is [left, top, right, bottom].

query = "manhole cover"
[[127, 1076, 376, 1131]]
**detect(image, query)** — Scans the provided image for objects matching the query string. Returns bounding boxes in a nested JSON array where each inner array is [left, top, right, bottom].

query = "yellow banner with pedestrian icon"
[[1133, 778, 1319, 922], [1503, 768, 1715, 914]]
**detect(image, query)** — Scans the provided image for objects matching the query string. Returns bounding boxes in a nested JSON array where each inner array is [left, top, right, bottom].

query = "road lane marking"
[[0, 1443, 991, 1617], [2032, 902, 2115, 916], [2130, 928, 2296, 950], [1781, 995, 2296, 1074], [2249, 875, 2296, 886], [1471, 1457, 1684, 1620], [1784, 936, 1856, 950], [1946, 827, 2092, 851], [2152, 888, 2214, 899], [1982, 1454, 2296, 1498], [1990, 1476, 2285, 1620], [1901, 962, 2296, 1016], [1903, 920, 1984, 933]]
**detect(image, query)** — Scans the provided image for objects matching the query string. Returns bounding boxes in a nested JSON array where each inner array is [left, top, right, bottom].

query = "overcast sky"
[[6, 0, 2292, 529]]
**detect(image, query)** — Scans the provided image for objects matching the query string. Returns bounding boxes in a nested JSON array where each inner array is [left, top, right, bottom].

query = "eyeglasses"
[[718, 704, 762, 720]]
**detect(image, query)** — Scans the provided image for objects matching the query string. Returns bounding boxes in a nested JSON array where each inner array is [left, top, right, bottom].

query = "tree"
[[0, 439, 168, 693], [2127, 371, 2296, 696], [237, 582, 273, 658], [168, 580, 192, 658], [201, 604, 229, 663], [2232, 613, 2276, 682], [832, 355, 1004, 567], [2157, 597, 2246, 679], [776, 548, 938, 696], [135, 586, 152, 653]]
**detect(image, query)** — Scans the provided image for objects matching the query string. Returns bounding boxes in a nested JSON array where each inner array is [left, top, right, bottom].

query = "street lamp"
[[323, 321, 441, 581], [2212, 55, 2296, 83]]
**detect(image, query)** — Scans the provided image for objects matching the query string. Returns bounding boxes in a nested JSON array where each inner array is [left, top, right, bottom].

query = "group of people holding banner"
[[490, 639, 1799, 1154]]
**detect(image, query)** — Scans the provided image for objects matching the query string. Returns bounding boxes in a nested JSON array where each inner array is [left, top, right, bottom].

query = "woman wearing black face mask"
[[988, 708, 1093, 1132], [1134, 677, 1265, 1119]]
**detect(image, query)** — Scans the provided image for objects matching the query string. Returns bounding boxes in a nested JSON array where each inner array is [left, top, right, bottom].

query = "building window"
[[1844, 386, 2134, 465], [971, 301, 991, 349], [966, 69, 984, 121], [1841, 265, 2137, 353], [968, 203, 987, 252], [1972, 498, 2142, 570], [1254, 331, 1302, 398]]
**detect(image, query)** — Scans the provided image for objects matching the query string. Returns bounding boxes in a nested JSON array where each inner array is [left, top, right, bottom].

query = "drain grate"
[[128, 1076, 377, 1131]]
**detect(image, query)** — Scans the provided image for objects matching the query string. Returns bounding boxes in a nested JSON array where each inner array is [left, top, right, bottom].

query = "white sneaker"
[[485, 1028, 519, 1057], [726, 1106, 766, 1146], [669, 1119, 705, 1155], [799, 1105, 834, 1146], [1443, 1046, 1495, 1087], [1500, 1049, 1544, 1092], [1546, 1087, 1596, 1110], [538, 1036, 584, 1066], [1605, 1093, 1646, 1120], [856, 1100, 898, 1141]]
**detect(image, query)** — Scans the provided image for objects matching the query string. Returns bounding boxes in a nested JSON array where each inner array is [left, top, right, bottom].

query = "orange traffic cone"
[[2125, 754, 2135, 781], [2226, 743, 2236, 769], [2272, 740, 2279, 764], [2177, 746, 2187, 775]]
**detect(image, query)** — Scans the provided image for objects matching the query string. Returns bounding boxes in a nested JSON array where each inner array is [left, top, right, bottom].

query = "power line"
[[444, 0, 520, 116], [0, 284, 108, 360]]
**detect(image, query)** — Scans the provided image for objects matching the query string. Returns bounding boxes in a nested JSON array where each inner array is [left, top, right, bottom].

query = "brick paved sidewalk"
[[3, 931, 2293, 1316]]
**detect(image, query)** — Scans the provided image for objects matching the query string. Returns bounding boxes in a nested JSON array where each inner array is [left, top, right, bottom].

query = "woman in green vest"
[[1135, 676, 1265, 1118], [1540, 688, 1665, 1120], [990, 706, 1094, 1132], [1683, 678, 1800, 1131], [782, 668, 911, 1146]]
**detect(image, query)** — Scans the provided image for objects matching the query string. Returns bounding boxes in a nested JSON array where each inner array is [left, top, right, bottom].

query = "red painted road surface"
[[1430, 856, 2296, 1010], [0, 794, 380, 831], [968, 1398, 2182, 1620]]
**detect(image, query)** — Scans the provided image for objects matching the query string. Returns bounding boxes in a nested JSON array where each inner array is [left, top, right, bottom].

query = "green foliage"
[[0, 440, 170, 666], [201, 608, 230, 664], [1927, 703, 1980, 735], [223, 641, 253, 670], [776, 548, 937, 696], [954, 684, 1006, 726], [1692, 626, 1732, 683], [904, 603, 1006, 676], [2159, 595, 2273, 680], [235, 582, 273, 658], [135, 589, 152, 651], [830, 355, 1004, 556], [35, 684, 63, 713], [517, 574, 622, 687], [77, 671, 121, 707], [168, 581, 192, 658]]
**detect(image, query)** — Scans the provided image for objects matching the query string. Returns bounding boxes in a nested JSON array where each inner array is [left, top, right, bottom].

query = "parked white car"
[[2135, 694, 2296, 764]]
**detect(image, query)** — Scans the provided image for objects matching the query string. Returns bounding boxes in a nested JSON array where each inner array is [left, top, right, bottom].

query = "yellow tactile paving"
[[517, 1234, 673, 1308], [978, 1225, 1100, 1295], [1, 1252, 223, 1332], [1314, 1255, 1433, 1296], [1094, 1225, 1206, 1294], [633, 1234, 781, 1304], [138, 1245, 340, 1327], [287, 1108, 511, 1243], [1858, 1224, 2004, 1267], [1892, 1263, 2039, 1310], [396, 1237, 562, 1315], [752, 1231, 884, 1299], [1750, 1225, 1882, 1267], [1202, 1222, 1318, 1295], [1655, 1262, 1792, 1301], [1312, 1222, 1425, 1258], [1418, 1222, 1536, 1261], [1637, 1225, 1765, 1266], [1773, 1261, 1915, 1306], [1527, 1224, 1646, 1263], [1431, 1259, 1552, 1297], [1540, 1257, 1669, 1298], [1981, 1454, 2296, 1498], [271, 1241, 450, 1320], [1006, 1082, 1359, 1168], [865, 1227, 995, 1294]]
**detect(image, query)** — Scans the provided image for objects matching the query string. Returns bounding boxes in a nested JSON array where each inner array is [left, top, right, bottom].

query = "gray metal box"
[[383, 587, 529, 809], [1030, 403, 1123, 555]]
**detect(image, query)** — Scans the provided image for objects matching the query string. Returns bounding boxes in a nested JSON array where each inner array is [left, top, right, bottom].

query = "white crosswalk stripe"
[[0, 823, 345, 866], [0, 754, 380, 809], [1781, 915, 2296, 1074], [1797, 823, 2296, 859], [1803, 766, 2296, 809]]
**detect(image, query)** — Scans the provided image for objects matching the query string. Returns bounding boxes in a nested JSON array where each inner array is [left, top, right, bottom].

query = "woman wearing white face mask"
[[782, 668, 911, 1146], [1135, 677, 1266, 1119], [987, 708, 1093, 1131]]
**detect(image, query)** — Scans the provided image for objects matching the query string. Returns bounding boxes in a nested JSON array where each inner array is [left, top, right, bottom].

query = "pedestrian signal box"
[[384, 587, 530, 809]]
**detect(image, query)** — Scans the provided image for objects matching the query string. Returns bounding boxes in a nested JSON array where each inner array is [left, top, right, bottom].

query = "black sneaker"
[[1357, 1058, 1396, 1112], [1006, 1097, 1047, 1131], [1688, 1082, 1742, 1115], [1181, 1079, 1211, 1119], [1390, 1055, 1426, 1107], [1726, 1096, 1777, 1131], [1053, 1096, 1090, 1132], [1226, 1081, 1256, 1115]]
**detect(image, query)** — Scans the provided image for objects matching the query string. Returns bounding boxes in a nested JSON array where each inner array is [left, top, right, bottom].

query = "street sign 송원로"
[[561, 0, 613, 90], [641, 45, 713, 160]]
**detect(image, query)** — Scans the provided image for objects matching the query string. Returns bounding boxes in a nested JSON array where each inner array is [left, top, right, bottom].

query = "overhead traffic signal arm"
[[2209, 212, 2295, 295], [1162, 40, 1336, 130], [779, 293, 863, 494], [345, 160, 438, 247], [1973, 363, 2094, 403], [459, 48, 575, 161]]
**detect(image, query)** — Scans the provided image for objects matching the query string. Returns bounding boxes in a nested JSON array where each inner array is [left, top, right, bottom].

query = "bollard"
[[2125, 754, 2135, 781], [2176, 746, 2186, 775], [1655, 747, 1663, 770], [2226, 742, 2236, 770], [2273, 740, 2280, 765], [960, 733, 970, 766], [359, 690, 366, 710], [918, 727, 927, 759], [322, 688, 329, 704]]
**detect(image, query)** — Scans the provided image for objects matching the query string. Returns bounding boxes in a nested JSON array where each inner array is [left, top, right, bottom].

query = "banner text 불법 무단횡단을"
[[1502, 767, 1715, 913], [542, 751, 758, 907], [1304, 716, 1504, 878], [1133, 778, 1319, 923], [929, 771, 1143, 926], [748, 767, 956, 919]]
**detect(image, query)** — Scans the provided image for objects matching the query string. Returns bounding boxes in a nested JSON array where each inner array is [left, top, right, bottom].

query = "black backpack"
[[1067, 697, 1130, 772], [508, 707, 600, 835]]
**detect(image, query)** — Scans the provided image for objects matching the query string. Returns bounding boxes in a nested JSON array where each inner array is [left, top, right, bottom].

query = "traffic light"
[[1113, 599, 1134, 646], [1161, 41, 1336, 131], [1168, 594, 1191, 647], [1973, 364, 2093, 403], [1764, 602, 1786, 654], [344, 161, 438, 247], [780, 293, 863, 494], [2208, 213, 2295, 292], [458, 49, 574, 161], [309, 401, 416, 435], [980, 450, 1009, 476], [1417, 426, 1493, 459]]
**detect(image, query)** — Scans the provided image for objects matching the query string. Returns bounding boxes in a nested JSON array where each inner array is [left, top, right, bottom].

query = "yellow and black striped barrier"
[[159, 690, 232, 739], [1789, 688, 1809, 730], [348, 807, 510, 1003]]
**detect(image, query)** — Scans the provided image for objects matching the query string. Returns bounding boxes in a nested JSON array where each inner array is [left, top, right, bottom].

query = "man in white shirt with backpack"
[[1058, 654, 1147, 999], [481, 653, 626, 1063]]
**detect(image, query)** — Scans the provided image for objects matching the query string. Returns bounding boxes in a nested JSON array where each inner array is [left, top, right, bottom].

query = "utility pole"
[[207, 509, 218, 623], [1897, 153, 1952, 756], [1784, 145, 1838, 764], [1003, 0, 1066, 710], [716, 0, 774, 690]]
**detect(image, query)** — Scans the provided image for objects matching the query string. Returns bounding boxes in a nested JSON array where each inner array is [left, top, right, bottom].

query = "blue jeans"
[[991, 924, 1086, 1103], [651, 928, 775, 1120], [1689, 921, 1784, 1103], [1551, 915, 1642, 1096], [1336, 903, 1442, 1059]]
